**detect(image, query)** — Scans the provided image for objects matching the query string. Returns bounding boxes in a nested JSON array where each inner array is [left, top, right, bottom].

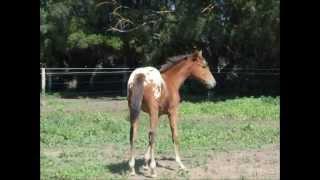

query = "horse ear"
[[192, 50, 201, 61], [192, 50, 198, 61]]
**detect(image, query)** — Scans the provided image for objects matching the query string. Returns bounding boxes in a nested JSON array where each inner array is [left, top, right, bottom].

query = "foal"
[[127, 50, 216, 177]]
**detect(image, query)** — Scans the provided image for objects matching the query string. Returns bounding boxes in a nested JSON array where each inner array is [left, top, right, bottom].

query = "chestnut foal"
[[127, 50, 216, 177]]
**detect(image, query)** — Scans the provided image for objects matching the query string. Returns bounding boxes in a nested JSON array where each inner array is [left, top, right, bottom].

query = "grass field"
[[40, 95, 279, 179]]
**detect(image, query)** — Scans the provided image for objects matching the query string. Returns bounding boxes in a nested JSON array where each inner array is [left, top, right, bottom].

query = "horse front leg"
[[168, 109, 187, 170]]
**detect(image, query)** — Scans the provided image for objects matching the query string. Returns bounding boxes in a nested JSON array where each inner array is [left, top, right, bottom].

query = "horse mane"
[[159, 53, 192, 72]]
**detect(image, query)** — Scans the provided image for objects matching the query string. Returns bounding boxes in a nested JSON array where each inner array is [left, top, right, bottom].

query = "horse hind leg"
[[148, 109, 159, 178], [128, 110, 139, 176], [149, 131, 157, 178], [143, 145, 151, 170], [127, 74, 144, 176]]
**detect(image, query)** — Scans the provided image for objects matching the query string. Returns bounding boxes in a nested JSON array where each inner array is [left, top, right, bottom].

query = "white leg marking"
[[128, 157, 136, 175], [150, 159, 157, 178], [174, 144, 186, 170], [150, 159, 156, 169], [150, 146, 157, 177], [143, 146, 151, 170]]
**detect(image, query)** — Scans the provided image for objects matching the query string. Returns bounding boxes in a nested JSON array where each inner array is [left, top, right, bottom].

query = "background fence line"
[[44, 67, 136, 70], [40, 71, 280, 75], [40, 67, 280, 96]]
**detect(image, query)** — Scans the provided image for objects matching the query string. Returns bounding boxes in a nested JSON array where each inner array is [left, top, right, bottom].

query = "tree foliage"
[[40, 0, 279, 95]]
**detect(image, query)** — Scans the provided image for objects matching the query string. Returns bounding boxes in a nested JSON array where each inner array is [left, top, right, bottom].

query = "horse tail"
[[129, 73, 145, 121]]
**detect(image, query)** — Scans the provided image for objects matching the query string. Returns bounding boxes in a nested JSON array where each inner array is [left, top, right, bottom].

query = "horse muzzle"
[[206, 79, 216, 89]]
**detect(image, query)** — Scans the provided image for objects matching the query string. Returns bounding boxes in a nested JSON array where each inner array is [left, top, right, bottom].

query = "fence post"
[[207, 91, 212, 100], [48, 73, 52, 92], [122, 72, 128, 96], [41, 68, 46, 95]]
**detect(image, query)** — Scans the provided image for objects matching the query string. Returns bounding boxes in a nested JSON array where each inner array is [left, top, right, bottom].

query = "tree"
[[40, 0, 280, 95]]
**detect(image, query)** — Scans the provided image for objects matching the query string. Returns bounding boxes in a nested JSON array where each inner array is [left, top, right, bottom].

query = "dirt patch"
[[190, 144, 279, 180], [117, 144, 279, 179], [42, 149, 64, 158], [41, 98, 128, 114]]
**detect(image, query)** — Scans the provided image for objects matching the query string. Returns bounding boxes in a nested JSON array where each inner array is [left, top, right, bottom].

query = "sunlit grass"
[[40, 95, 279, 179]]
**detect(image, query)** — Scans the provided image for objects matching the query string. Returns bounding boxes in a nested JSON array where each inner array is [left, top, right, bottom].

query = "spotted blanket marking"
[[128, 67, 165, 99]]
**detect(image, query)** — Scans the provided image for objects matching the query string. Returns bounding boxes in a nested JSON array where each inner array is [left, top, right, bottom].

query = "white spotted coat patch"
[[127, 67, 164, 99]]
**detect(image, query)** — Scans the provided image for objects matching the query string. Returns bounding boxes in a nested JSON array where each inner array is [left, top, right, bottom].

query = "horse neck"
[[161, 60, 192, 91]]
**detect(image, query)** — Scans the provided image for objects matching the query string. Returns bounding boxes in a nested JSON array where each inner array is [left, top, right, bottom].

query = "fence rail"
[[40, 67, 280, 96], [42, 71, 133, 75], [40, 68, 134, 96]]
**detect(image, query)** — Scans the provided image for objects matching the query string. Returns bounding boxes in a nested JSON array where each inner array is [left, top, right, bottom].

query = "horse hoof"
[[179, 166, 188, 172], [150, 169, 157, 178], [183, 168, 189, 171], [129, 171, 136, 176], [143, 165, 149, 170], [150, 173, 157, 178]]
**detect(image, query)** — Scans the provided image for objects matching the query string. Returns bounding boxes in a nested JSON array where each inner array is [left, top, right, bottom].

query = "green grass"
[[40, 95, 279, 179]]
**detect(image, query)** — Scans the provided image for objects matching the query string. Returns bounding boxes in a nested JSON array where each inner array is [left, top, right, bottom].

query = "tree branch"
[[201, 3, 215, 14], [107, 22, 147, 33], [95, 0, 117, 8]]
